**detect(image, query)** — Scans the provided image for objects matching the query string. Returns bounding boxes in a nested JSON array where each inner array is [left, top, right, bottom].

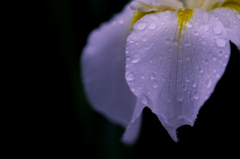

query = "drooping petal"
[[124, 8, 230, 141], [210, 0, 240, 50], [81, 3, 137, 128]]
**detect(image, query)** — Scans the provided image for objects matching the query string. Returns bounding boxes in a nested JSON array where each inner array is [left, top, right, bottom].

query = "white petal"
[[211, 8, 240, 50], [81, 3, 137, 128], [125, 9, 230, 141]]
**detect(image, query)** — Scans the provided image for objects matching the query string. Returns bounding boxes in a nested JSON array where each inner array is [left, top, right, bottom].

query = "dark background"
[[27, 0, 240, 158]]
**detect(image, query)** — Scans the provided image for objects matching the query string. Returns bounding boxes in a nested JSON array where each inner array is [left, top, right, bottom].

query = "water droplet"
[[185, 76, 190, 82], [141, 74, 145, 79], [173, 39, 178, 45], [176, 92, 184, 101], [236, 13, 240, 20], [193, 92, 199, 100], [150, 73, 156, 80], [212, 57, 217, 61], [125, 50, 129, 54], [202, 59, 209, 65], [131, 54, 140, 63], [148, 14, 158, 21], [216, 38, 226, 47], [186, 21, 193, 28], [137, 22, 147, 31], [142, 36, 147, 41], [200, 25, 209, 32], [185, 55, 190, 61], [213, 26, 222, 35], [194, 31, 199, 36], [218, 49, 224, 56], [125, 71, 134, 81], [192, 80, 197, 87], [168, 98, 171, 103], [153, 80, 158, 88], [203, 13, 209, 23], [149, 23, 157, 30], [183, 85, 187, 91], [206, 79, 212, 88], [141, 94, 149, 105]]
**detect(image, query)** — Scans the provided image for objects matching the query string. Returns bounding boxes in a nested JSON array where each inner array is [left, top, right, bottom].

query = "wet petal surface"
[[125, 9, 230, 141]]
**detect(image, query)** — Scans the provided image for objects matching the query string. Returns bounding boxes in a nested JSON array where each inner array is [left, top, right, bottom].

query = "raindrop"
[[137, 22, 147, 31], [148, 14, 159, 21], [203, 12, 209, 23], [206, 79, 212, 88], [192, 80, 197, 87], [149, 23, 157, 30], [218, 49, 224, 56], [141, 94, 149, 105], [194, 31, 199, 36], [142, 36, 147, 41], [216, 38, 226, 47], [236, 13, 240, 20], [185, 76, 190, 82], [125, 71, 134, 81], [193, 92, 199, 100], [153, 80, 158, 88], [200, 25, 209, 32], [141, 74, 145, 79], [185, 55, 190, 61], [202, 59, 209, 65], [186, 21, 193, 28], [213, 26, 222, 35], [131, 54, 140, 63], [212, 57, 217, 61], [125, 50, 129, 54], [176, 92, 184, 101], [150, 73, 156, 80], [183, 85, 187, 91]]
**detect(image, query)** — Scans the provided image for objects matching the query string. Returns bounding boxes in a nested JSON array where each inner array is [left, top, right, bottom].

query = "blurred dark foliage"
[[17, 0, 240, 158]]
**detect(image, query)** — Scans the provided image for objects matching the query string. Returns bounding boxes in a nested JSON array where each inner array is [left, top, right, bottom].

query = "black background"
[[23, 0, 240, 158]]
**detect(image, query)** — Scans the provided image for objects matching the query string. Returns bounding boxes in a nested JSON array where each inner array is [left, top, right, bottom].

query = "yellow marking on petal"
[[210, 0, 240, 13], [131, 8, 176, 30], [177, 9, 194, 44], [131, 11, 150, 30]]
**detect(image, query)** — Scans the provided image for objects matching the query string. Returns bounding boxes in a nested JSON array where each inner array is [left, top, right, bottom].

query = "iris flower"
[[81, 0, 240, 144]]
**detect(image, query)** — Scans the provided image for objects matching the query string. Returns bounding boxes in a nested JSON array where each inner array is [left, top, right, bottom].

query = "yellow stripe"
[[210, 0, 240, 13], [177, 9, 194, 44]]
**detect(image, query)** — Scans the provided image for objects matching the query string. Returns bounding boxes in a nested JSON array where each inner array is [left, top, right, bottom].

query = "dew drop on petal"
[[176, 92, 184, 101], [141, 74, 145, 79], [216, 38, 226, 47], [141, 94, 149, 105], [149, 23, 157, 30], [152, 80, 158, 88], [194, 31, 199, 36], [218, 49, 224, 56], [193, 92, 199, 100], [131, 54, 140, 63], [213, 26, 222, 35], [150, 73, 156, 80], [203, 12, 209, 23], [137, 22, 147, 31], [192, 80, 197, 87], [206, 79, 212, 88], [200, 25, 209, 32], [125, 71, 134, 81], [236, 13, 240, 20], [186, 21, 193, 28]]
